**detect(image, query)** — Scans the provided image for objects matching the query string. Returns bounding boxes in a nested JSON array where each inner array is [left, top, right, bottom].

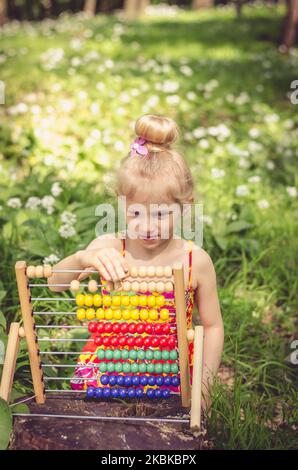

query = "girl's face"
[[126, 191, 178, 250]]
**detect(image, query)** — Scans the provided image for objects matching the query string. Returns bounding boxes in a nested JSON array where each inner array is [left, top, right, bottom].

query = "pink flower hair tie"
[[130, 136, 149, 157]]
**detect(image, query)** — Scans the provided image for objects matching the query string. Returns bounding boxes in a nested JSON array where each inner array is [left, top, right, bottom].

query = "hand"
[[76, 248, 129, 282]]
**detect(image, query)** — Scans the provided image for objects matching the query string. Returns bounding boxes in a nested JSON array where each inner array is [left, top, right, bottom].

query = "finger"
[[101, 253, 119, 282], [78, 269, 91, 281], [94, 258, 111, 281]]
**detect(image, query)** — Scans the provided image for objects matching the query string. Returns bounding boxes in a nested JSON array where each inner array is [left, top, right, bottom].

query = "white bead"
[[147, 266, 155, 277], [187, 329, 195, 341], [88, 280, 98, 293], [131, 281, 139, 292], [35, 265, 44, 278], [156, 266, 164, 277], [156, 281, 164, 292], [26, 266, 36, 278], [122, 281, 131, 291], [130, 266, 138, 277], [148, 281, 156, 292], [139, 281, 148, 293], [70, 280, 80, 291], [164, 266, 172, 277], [165, 282, 173, 292], [43, 265, 52, 278], [138, 266, 147, 277]]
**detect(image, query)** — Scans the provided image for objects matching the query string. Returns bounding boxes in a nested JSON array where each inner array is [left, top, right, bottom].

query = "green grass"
[[0, 3, 297, 449]]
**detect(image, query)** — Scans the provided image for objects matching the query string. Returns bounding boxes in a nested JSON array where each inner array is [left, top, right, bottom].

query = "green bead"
[[139, 363, 146, 373], [123, 362, 131, 373], [147, 363, 155, 373], [113, 349, 121, 360], [105, 349, 113, 360], [163, 363, 171, 373], [153, 350, 161, 360], [162, 350, 170, 360], [115, 362, 123, 373], [107, 362, 114, 372], [146, 350, 154, 360], [154, 363, 163, 374], [99, 362, 107, 372], [131, 363, 139, 373], [129, 350, 137, 360], [137, 350, 146, 360], [121, 350, 129, 360], [169, 350, 178, 360], [171, 363, 179, 374], [97, 349, 105, 359]]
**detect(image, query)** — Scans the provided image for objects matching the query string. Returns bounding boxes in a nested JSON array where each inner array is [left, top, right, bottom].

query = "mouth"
[[139, 235, 159, 242]]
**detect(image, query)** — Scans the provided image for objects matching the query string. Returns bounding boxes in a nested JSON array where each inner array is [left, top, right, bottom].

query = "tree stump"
[[11, 394, 211, 450]]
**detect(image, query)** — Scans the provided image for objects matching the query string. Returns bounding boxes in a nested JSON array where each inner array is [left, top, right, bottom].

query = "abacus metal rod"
[[31, 298, 76, 301], [12, 412, 189, 424], [52, 269, 99, 273], [44, 389, 181, 396], [39, 351, 94, 355], [35, 325, 86, 329], [42, 364, 97, 368], [29, 283, 104, 288], [44, 377, 98, 381], [38, 338, 91, 342], [33, 312, 76, 315]]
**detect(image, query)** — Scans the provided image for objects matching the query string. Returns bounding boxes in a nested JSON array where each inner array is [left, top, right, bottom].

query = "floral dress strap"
[[188, 239, 193, 290]]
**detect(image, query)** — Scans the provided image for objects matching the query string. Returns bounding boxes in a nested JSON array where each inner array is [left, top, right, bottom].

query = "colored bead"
[[102, 295, 112, 307], [162, 350, 170, 360], [140, 376, 148, 386], [113, 350, 121, 360], [136, 324, 145, 334], [163, 363, 171, 374], [147, 295, 156, 307], [124, 376, 132, 386], [103, 388, 111, 398], [131, 363, 139, 373], [86, 387, 95, 398], [154, 389, 162, 399], [100, 374, 109, 385], [26, 266, 36, 278], [139, 363, 146, 373], [146, 388, 155, 398], [93, 294, 102, 307], [117, 376, 125, 386], [171, 363, 179, 374], [110, 336, 119, 348], [126, 337, 135, 348], [162, 324, 171, 335], [76, 308, 86, 321], [109, 375, 117, 386], [99, 362, 107, 372], [111, 388, 119, 398], [134, 336, 144, 348], [170, 350, 178, 360], [154, 324, 163, 335], [140, 309, 148, 321], [145, 324, 153, 334], [159, 338, 168, 349], [75, 294, 85, 307], [129, 350, 137, 360], [156, 296, 165, 307], [105, 349, 113, 360], [96, 322, 105, 333], [168, 337, 176, 348], [149, 309, 158, 321], [136, 388, 144, 398], [112, 323, 121, 334], [121, 350, 129, 360], [115, 363, 123, 373], [95, 387, 103, 398], [120, 323, 129, 334], [104, 308, 113, 320], [44, 265, 53, 278], [102, 337, 110, 347], [128, 323, 137, 334], [131, 309, 140, 321], [123, 363, 131, 373], [70, 280, 80, 291], [156, 376, 164, 386], [147, 363, 155, 374], [162, 389, 170, 399], [97, 349, 105, 359], [94, 337, 102, 346], [164, 376, 172, 386], [154, 363, 163, 374], [151, 337, 160, 348], [153, 350, 161, 360], [88, 280, 98, 293], [112, 296, 121, 307], [107, 362, 114, 372], [85, 294, 94, 307], [139, 295, 147, 307], [128, 388, 136, 398], [171, 376, 180, 387], [113, 309, 122, 320], [159, 309, 169, 320], [147, 266, 155, 277], [130, 295, 139, 306], [96, 308, 105, 320], [119, 388, 127, 398], [132, 376, 140, 386], [137, 350, 146, 360], [145, 350, 153, 360], [86, 308, 95, 320]]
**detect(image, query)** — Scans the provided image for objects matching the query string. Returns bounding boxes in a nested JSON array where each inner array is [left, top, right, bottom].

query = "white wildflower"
[[286, 186, 297, 198], [257, 199, 269, 209], [41, 195, 55, 214], [25, 197, 41, 209], [7, 197, 22, 208], [51, 182, 62, 197], [43, 254, 60, 265], [199, 139, 210, 149], [203, 215, 213, 226], [166, 95, 180, 105], [236, 185, 250, 197], [193, 127, 206, 139], [248, 175, 261, 184], [180, 65, 193, 77], [211, 168, 225, 179], [266, 161, 275, 170], [248, 128, 261, 138], [59, 224, 76, 239], [60, 211, 77, 225], [239, 158, 250, 169]]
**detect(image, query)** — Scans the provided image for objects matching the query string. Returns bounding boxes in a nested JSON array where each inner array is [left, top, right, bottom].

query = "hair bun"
[[135, 114, 180, 148]]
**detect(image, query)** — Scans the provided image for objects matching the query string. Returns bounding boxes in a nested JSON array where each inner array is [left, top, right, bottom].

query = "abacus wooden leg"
[[15, 261, 45, 404], [190, 325, 204, 430], [0, 322, 20, 402], [173, 263, 191, 408]]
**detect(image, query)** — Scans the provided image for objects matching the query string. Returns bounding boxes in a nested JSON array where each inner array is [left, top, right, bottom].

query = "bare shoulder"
[[85, 232, 123, 253], [191, 244, 216, 282]]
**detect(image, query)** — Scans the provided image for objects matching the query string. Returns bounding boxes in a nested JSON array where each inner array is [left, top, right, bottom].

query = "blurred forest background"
[[0, 0, 297, 450]]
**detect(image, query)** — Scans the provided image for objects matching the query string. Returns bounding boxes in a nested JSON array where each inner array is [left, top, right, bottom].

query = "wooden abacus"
[[0, 261, 204, 429]]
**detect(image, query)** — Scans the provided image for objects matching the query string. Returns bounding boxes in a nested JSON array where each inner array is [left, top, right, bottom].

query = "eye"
[[153, 211, 170, 219], [128, 210, 140, 217]]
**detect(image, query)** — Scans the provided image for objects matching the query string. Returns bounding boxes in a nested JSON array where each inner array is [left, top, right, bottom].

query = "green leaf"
[[20, 239, 49, 257], [226, 220, 253, 234], [10, 403, 30, 414], [0, 398, 12, 450], [0, 311, 6, 331]]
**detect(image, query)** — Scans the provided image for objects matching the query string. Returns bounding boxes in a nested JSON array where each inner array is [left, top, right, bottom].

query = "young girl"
[[49, 114, 224, 413]]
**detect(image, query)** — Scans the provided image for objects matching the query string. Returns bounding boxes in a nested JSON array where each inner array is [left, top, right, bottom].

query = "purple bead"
[[140, 376, 148, 386], [100, 374, 109, 385], [109, 375, 117, 386], [148, 376, 155, 386], [171, 376, 180, 387], [95, 387, 103, 398], [154, 389, 162, 399], [162, 389, 170, 399], [116, 375, 125, 386], [119, 387, 127, 398], [128, 388, 136, 398], [132, 376, 140, 386], [164, 376, 172, 386], [86, 386, 95, 398], [136, 388, 144, 398], [103, 388, 111, 398], [111, 388, 119, 398], [156, 376, 164, 386], [146, 388, 155, 398], [124, 376, 132, 387]]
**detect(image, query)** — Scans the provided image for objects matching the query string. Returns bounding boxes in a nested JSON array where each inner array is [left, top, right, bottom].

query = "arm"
[[193, 249, 224, 414]]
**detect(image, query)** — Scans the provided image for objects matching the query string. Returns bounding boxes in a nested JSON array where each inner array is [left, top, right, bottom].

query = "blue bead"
[[154, 389, 162, 399], [162, 389, 170, 398], [109, 375, 117, 386], [128, 388, 136, 398], [171, 376, 180, 387], [132, 376, 140, 386], [116, 375, 125, 386], [111, 388, 119, 398], [86, 386, 95, 398], [156, 376, 164, 386], [146, 388, 155, 398], [136, 388, 144, 398], [95, 387, 103, 398], [103, 388, 111, 398], [140, 376, 148, 386], [124, 376, 132, 387], [164, 376, 172, 386], [119, 387, 127, 398], [100, 374, 109, 385], [148, 376, 155, 386]]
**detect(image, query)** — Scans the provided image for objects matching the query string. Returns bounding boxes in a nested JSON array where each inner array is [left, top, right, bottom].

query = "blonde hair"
[[115, 114, 194, 205]]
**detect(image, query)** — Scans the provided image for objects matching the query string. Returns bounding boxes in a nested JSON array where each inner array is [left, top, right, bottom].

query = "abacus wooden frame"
[[0, 260, 204, 430]]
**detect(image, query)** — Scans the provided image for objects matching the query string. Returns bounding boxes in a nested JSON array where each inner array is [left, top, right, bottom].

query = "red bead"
[[120, 323, 128, 334], [128, 323, 136, 334], [136, 324, 145, 334], [154, 324, 163, 335], [151, 337, 160, 348], [96, 322, 105, 333], [168, 336, 176, 348], [112, 323, 121, 334], [127, 337, 135, 348], [104, 323, 113, 334], [94, 337, 102, 346], [102, 336, 110, 346], [162, 324, 171, 334], [110, 336, 119, 347], [118, 336, 127, 347], [88, 322, 97, 333], [159, 337, 168, 349], [143, 337, 151, 348], [135, 336, 144, 347], [145, 324, 153, 334]]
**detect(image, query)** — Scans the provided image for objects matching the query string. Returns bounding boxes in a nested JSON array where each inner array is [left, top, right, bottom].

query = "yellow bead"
[[147, 295, 156, 307], [86, 308, 95, 320], [160, 308, 169, 321], [75, 294, 85, 307], [121, 296, 130, 307], [96, 308, 105, 320], [131, 309, 140, 321], [93, 294, 102, 307], [130, 295, 139, 307], [84, 294, 94, 307], [155, 295, 165, 307], [103, 295, 112, 307], [149, 309, 158, 321], [140, 309, 149, 321], [139, 295, 147, 307], [122, 309, 131, 320], [112, 296, 121, 307], [113, 309, 122, 320], [104, 308, 113, 320], [76, 308, 86, 320]]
